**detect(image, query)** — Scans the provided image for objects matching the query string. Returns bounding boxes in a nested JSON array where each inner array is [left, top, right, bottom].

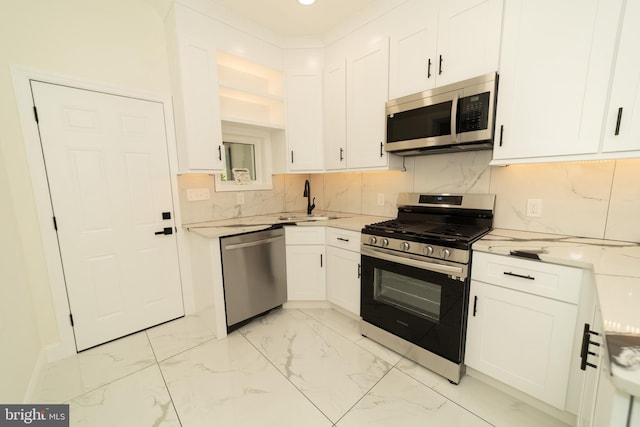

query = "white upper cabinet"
[[602, 0, 640, 154], [492, 0, 623, 163], [389, 0, 503, 99], [346, 39, 394, 169], [323, 61, 347, 170], [172, 35, 224, 172], [285, 69, 324, 171], [436, 0, 503, 86]]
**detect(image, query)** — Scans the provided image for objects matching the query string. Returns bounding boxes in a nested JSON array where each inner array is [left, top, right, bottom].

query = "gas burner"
[[362, 193, 495, 262]]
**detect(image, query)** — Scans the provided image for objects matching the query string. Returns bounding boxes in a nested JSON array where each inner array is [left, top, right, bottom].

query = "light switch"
[[377, 193, 385, 206], [237, 193, 245, 205]]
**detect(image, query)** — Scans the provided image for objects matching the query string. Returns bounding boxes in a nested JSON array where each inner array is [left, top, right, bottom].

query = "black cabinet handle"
[[427, 58, 432, 78], [320, 254, 323, 268], [358, 263, 361, 279], [615, 107, 623, 136], [472, 295, 478, 317], [291, 150, 294, 164], [218, 145, 222, 161], [155, 227, 173, 235], [503, 271, 535, 280], [337, 237, 349, 242], [499, 125, 504, 147], [580, 323, 600, 371], [439, 55, 443, 75], [340, 147, 344, 161], [380, 142, 384, 157]]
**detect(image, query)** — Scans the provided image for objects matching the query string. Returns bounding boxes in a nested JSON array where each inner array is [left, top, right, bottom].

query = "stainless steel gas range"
[[359, 193, 495, 384]]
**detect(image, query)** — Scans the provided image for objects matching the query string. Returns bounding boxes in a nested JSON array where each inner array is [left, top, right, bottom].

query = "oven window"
[[373, 269, 441, 322]]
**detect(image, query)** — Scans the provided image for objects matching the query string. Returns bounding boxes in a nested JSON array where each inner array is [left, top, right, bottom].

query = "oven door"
[[360, 246, 468, 364]]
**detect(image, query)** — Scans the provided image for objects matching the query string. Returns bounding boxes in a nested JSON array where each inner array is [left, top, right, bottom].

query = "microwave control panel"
[[458, 92, 490, 133]]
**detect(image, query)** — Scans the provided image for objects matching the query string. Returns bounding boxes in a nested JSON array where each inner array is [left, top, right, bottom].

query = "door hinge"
[[53, 216, 58, 230], [69, 313, 74, 327], [33, 106, 39, 123]]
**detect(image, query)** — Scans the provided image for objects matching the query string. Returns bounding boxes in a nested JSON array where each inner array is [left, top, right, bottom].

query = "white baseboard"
[[467, 367, 577, 426], [283, 301, 333, 310], [23, 348, 47, 403]]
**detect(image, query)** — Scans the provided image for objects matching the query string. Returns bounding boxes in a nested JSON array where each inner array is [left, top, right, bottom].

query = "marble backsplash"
[[177, 153, 640, 243]]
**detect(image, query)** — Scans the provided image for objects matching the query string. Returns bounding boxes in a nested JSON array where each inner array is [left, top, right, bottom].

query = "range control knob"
[[424, 246, 434, 256], [368, 236, 377, 245], [441, 248, 451, 259], [381, 238, 389, 247], [400, 242, 410, 251]]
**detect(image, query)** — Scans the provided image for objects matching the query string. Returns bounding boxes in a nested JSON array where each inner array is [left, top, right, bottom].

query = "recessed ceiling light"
[[298, 0, 315, 5]]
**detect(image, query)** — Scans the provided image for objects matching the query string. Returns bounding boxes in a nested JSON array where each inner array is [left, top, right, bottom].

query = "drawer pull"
[[503, 271, 535, 280], [580, 323, 601, 371], [337, 237, 350, 242]]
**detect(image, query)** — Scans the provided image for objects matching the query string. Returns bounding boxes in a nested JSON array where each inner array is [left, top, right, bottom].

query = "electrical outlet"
[[526, 199, 542, 217], [377, 193, 385, 206], [237, 192, 245, 205], [186, 188, 210, 201]]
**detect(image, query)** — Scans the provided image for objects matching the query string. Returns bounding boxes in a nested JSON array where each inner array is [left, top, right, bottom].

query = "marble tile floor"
[[32, 308, 570, 427]]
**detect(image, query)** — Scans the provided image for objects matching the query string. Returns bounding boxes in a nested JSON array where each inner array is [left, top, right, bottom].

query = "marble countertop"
[[473, 228, 640, 397], [183, 211, 392, 239]]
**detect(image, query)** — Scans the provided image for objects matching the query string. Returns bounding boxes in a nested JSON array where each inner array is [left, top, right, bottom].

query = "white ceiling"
[[209, 0, 379, 37]]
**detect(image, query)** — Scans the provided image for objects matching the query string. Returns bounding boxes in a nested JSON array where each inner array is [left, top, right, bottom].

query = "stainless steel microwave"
[[385, 72, 498, 155]]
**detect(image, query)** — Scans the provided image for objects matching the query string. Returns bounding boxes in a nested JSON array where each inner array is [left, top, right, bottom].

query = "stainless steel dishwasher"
[[220, 225, 287, 331]]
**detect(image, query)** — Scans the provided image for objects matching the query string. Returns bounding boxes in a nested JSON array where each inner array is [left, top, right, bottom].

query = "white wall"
[[0, 0, 173, 401]]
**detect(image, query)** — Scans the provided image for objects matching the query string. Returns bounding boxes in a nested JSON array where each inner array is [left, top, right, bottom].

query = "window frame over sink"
[[214, 122, 273, 191]]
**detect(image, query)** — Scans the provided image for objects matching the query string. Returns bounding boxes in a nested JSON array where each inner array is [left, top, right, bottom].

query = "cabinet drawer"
[[471, 251, 583, 304], [285, 226, 326, 245], [326, 227, 360, 252]]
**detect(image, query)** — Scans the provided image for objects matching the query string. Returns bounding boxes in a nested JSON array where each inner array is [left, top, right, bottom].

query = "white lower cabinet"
[[578, 302, 640, 427], [326, 228, 361, 315], [466, 252, 582, 409], [285, 227, 326, 301]]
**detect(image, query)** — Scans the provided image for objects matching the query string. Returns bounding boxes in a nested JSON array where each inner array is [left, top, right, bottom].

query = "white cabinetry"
[[172, 35, 224, 172], [324, 40, 402, 171], [326, 228, 361, 315], [347, 39, 396, 170], [323, 61, 347, 170], [578, 301, 640, 427], [285, 70, 324, 171], [492, 0, 623, 163], [389, 0, 503, 99], [466, 252, 583, 409], [285, 227, 326, 301], [602, 0, 640, 155]]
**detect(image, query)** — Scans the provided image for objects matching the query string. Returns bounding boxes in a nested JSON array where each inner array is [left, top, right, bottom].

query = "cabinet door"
[[285, 245, 326, 300], [347, 39, 390, 169], [436, 0, 502, 87], [323, 61, 347, 170], [466, 280, 578, 409], [602, 0, 640, 153], [493, 0, 622, 161], [388, 18, 438, 98], [326, 246, 360, 315], [577, 304, 604, 427], [286, 70, 324, 171], [176, 36, 224, 172]]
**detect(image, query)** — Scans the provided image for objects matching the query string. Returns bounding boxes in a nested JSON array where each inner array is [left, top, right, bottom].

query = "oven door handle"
[[361, 246, 465, 276]]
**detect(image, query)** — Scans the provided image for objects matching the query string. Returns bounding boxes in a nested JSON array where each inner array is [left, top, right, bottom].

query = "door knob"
[[155, 227, 173, 235]]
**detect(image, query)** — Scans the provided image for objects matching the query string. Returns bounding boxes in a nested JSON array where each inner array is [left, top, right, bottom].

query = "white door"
[[31, 81, 184, 351]]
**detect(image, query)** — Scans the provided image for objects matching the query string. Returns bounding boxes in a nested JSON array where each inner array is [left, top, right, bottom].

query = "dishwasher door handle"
[[224, 236, 283, 250]]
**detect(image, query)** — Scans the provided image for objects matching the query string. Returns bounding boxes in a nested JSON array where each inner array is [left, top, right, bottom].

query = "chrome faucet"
[[303, 179, 315, 215]]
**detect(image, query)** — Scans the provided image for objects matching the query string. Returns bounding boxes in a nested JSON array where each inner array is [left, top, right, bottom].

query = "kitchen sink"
[[278, 214, 339, 221]]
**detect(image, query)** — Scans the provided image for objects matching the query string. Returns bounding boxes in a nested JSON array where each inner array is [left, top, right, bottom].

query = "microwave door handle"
[[451, 93, 459, 143]]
